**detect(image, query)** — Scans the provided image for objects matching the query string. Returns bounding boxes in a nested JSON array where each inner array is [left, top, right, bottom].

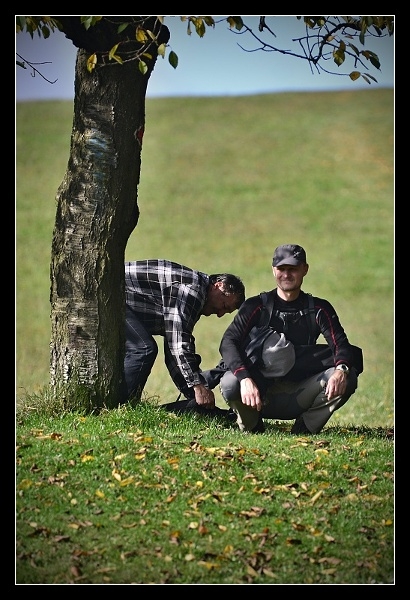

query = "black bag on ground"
[[161, 398, 236, 422]]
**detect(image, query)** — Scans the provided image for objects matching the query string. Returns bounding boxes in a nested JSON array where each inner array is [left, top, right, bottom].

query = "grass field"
[[16, 89, 394, 427], [16, 405, 394, 584], [16, 89, 394, 585]]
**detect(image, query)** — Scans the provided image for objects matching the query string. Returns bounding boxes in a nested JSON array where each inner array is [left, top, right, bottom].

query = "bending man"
[[122, 259, 245, 407]]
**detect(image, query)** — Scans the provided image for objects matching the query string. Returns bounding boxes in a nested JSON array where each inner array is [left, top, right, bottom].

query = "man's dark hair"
[[209, 274, 245, 308]]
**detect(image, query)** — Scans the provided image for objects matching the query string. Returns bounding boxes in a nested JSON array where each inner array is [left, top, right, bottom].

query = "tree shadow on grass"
[[266, 419, 394, 440], [157, 401, 394, 441], [323, 423, 394, 440]]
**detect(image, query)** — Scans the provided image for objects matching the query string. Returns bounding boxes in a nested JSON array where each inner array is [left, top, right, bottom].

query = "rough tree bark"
[[49, 17, 169, 409]]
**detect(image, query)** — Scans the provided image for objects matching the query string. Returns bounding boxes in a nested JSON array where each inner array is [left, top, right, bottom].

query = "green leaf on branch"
[[168, 51, 178, 69], [138, 60, 148, 75], [227, 16, 244, 30], [157, 43, 166, 58]]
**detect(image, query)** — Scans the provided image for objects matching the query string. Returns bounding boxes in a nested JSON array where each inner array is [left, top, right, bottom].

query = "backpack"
[[245, 292, 296, 377], [252, 291, 363, 380]]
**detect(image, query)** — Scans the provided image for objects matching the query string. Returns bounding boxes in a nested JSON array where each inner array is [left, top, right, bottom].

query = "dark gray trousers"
[[219, 367, 358, 432]]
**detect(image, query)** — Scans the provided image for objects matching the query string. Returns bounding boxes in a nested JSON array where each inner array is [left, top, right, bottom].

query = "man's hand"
[[193, 384, 216, 408], [240, 378, 263, 411], [325, 370, 348, 400]]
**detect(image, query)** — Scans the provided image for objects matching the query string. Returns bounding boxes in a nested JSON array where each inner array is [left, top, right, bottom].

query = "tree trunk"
[[49, 17, 169, 409]]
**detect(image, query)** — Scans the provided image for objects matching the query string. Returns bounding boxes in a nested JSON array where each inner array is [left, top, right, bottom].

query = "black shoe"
[[186, 400, 233, 420], [162, 398, 192, 414], [226, 409, 237, 423], [187, 399, 237, 423], [291, 415, 311, 434], [250, 415, 265, 433], [163, 397, 232, 421]]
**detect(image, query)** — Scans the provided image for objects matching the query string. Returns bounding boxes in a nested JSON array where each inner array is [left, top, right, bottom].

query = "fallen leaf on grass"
[[262, 568, 278, 578], [198, 561, 220, 570], [114, 453, 128, 461], [344, 493, 358, 501], [169, 530, 181, 544], [321, 568, 337, 575], [119, 476, 135, 486], [17, 479, 33, 490], [240, 506, 265, 518], [310, 490, 324, 504], [37, 432, 63, 441], [120, 550, 139, 560], [112, 469, 122, 481], [318, 557, 342, 565]]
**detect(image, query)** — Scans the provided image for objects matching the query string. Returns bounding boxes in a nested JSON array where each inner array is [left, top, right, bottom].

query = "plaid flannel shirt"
[[125, 259, 209, 388]]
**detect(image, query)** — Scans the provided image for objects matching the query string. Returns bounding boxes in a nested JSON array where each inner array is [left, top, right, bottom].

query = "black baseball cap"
[[272, 244, 307, 267]]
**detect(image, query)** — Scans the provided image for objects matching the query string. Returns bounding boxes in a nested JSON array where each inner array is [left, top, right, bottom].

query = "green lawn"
[[16, 89, 394, 426], [16, 89, 394, 585]]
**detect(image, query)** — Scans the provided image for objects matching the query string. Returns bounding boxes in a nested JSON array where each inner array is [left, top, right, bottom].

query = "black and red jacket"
[[219, 289, 353, 383]]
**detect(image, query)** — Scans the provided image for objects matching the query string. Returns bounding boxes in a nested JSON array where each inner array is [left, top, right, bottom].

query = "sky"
[[15, 16, 394, 101]]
